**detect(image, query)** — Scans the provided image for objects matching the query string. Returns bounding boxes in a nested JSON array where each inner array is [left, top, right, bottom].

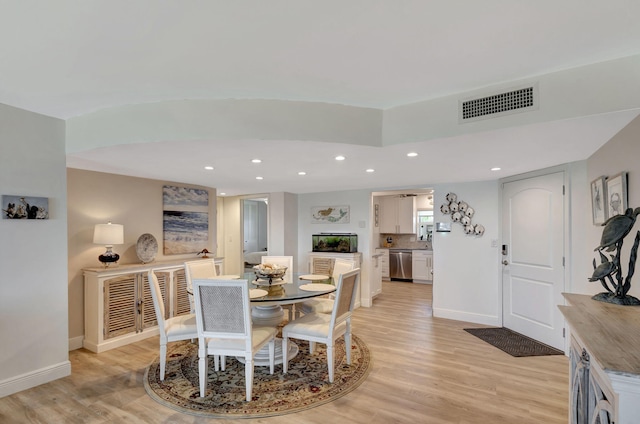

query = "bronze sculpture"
[[590, 207, 640, 305]]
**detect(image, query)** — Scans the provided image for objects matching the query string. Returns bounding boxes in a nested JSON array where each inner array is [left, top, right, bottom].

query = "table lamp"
[[93, 222, 124, 266]]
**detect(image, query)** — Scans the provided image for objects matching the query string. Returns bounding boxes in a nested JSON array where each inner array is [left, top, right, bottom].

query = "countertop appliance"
[[389, 249, 412, 281]]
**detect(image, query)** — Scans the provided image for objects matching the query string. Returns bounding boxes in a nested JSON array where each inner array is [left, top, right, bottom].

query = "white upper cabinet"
[[380, 196, 415, 234]]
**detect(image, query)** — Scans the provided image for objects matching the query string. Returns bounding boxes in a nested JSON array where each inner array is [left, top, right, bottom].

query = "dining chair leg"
[[327, 341, 335, 383], [245, 358, 253, 402], [198, 354, 207, 397], [282, 337, 289, 374], [159, 342, 167, 380], [346, 320, 352, 364], [269, 339, 275, 374]]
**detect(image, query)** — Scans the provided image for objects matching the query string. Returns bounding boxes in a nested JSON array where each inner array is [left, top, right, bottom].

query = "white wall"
[[586, 115, 640, 299], [383, 54, 640, 145], [221, 196, 242, 275], [269, 192, 299, 269], [567, 161, 591, 295], [297, 189, 372, 306], [431, 181, 501, 325], [66, 99, 383, 154], [0, 104, 70, 397]]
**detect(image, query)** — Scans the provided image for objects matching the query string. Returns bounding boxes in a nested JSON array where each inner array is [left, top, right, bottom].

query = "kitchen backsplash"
[[379, 234, 432, 250]]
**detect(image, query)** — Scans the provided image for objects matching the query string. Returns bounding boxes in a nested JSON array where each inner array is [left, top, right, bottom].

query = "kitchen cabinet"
[[375, 248, 390, 280], [83, 258, 222, 353], [412, 250, 433, 282], [379, 196, 415, 234]]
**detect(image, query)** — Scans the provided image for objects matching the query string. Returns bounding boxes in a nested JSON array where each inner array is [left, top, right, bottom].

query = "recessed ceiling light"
[[491, 167, 501, 171], [366, 169, 375, 173], [204, 166, 214, 170], [251, 159, 262, 163], [219, 192, 226, 196], [407, 152, 418, 157], [335, 155, 346, 161], [256, 176, 263, 180], [298, 171, 306, 176]]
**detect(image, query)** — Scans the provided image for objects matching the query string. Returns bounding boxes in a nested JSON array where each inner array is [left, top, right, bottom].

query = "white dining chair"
[[192, 278, 276, 401], [184, 259, 219, 313], [261, 255, 295, 320], [147, 271, 198, 381], [282, 268, 360, 383], [299, 258, 356, 315], [310, 256, 334, 276]]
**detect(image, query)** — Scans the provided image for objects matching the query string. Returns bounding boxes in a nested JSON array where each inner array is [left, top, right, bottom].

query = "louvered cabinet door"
[[140, 272, 168, 330], [84, 262, 191, 352], [173, 269, 192, 316], [103, 274, 137, 339]]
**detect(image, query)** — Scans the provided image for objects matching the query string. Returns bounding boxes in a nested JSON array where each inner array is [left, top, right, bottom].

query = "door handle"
[[502, 260, 509, 265]]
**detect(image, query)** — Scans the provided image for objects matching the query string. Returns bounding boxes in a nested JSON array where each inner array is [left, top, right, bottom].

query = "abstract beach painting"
[[162, 185, 209, 255]]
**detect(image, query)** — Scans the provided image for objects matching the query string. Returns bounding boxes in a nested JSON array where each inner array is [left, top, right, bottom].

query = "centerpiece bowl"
[[253, 263, 287, 284]]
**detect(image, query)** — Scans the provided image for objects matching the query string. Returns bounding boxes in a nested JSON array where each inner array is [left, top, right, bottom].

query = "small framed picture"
[[2, 195, 49, 219], [590, 176, 607, 225], [606, 172, 628, 218]]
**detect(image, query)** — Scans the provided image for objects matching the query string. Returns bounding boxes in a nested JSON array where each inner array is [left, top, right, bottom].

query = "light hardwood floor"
[[0, 281, 568, 423]]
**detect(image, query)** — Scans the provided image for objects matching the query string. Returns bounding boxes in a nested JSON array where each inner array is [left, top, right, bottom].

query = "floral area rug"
[[144, 335, 371, 418]]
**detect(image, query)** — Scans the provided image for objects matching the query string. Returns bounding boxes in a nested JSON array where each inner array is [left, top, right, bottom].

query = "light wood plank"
[[0, 281, 568, 423]]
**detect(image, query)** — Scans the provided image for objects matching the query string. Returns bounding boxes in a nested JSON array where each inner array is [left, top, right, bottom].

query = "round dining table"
[[245, 272, 335, 365], [247, 272, 335, 325]]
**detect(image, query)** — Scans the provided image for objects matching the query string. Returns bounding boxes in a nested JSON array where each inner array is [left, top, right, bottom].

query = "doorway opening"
[[242, 196, 269, 273]]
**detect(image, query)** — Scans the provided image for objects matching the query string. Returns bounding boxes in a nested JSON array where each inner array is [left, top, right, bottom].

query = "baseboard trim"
[[68, 336, 84, 351], [0, 361, 71, 398], [433, 307, 501, 327]]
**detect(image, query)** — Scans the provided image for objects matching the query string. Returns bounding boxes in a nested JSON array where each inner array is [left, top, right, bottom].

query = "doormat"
[[463, 327, 564, 357]]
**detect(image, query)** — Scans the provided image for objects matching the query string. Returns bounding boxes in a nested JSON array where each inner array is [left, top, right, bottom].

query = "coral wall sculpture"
[[439, 192, 484, 237]]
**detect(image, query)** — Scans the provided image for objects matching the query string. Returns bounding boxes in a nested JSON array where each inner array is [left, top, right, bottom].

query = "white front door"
[[502, 172, 565, 350]]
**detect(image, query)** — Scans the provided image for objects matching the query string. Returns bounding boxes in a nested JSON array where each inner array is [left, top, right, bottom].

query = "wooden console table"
[[559, 293, 640, 424]]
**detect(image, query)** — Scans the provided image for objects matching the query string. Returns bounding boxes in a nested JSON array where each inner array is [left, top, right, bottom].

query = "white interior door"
[[502, 172, 565, 350], [243, 200, 258, 253]]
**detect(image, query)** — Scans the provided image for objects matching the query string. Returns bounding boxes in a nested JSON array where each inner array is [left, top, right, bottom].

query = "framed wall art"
[[162, 185, 209, 255], [2, 195, 49, 219], [606, 172, 628, 218], [311, 205, 350, 224], [590, 176, 607, 225]]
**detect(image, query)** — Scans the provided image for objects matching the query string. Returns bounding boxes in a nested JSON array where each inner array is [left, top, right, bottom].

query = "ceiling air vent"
[[459, 84, 538, 123]]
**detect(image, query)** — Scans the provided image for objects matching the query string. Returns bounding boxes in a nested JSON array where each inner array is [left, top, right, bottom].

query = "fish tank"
[[312, 233, 358, 253]]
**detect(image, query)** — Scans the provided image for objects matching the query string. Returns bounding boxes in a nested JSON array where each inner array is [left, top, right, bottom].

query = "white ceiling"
[[3, 1, 640, 195]]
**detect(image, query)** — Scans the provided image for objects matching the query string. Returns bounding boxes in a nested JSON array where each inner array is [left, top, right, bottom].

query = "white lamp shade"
[[93, 223, 124, 245]]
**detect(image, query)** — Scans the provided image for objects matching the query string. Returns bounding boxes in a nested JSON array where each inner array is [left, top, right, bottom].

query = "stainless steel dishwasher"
[[389, 249, 412, 281]]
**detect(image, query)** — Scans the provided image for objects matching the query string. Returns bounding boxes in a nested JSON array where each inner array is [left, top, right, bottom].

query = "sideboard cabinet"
[[83, 258, 222, 353], [559, 293, 640, 424]]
